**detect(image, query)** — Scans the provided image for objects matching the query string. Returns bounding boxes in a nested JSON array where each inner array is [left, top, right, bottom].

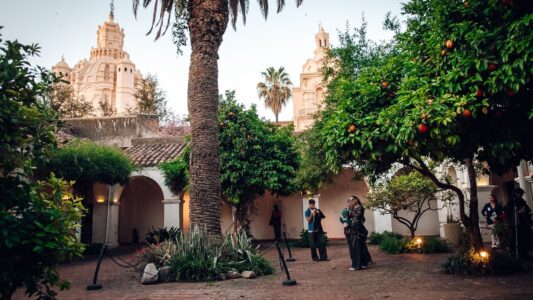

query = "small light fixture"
[[415, 237, 423, 245], [96, 196, 106, 203], [479, 250, 489, 259]]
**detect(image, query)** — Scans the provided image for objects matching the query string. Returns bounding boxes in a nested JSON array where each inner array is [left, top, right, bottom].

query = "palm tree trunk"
[[187, 0, 228, 236], [275, 113, 279, 123]]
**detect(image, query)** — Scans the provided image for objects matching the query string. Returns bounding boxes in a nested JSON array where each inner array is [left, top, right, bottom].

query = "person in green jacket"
[[340, 195, 372, 270]]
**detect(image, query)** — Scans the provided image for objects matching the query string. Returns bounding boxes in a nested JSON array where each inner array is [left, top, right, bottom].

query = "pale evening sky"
[[0, 0, 403, 121]]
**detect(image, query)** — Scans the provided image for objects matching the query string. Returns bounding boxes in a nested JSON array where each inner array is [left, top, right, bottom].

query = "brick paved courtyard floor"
[[13, 242, 533, 300]]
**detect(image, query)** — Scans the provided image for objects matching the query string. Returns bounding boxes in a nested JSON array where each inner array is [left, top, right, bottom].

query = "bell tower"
[[315, 25, 330, 51]]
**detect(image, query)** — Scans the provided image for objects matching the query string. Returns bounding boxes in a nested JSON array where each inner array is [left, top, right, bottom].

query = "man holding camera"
[[305, 199, 328, 262]]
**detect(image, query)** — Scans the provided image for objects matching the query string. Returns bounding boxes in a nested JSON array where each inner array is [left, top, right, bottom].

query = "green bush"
[[442, 248, 490, 275], [296, 229, 329, 248], [421, 236, 450, 254], [374, 233, 449, 255], [379, 235, 408, 254], [42, 140, 134, 187], [138, 227, 274, 282], [369, 231, 403, 245], [159, 156, 189, 195]]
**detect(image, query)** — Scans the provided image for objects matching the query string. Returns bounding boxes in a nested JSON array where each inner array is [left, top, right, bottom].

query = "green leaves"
[[317, 0, 533, 178], [218, 91, 299, 204], [42, 140, 135, 187], [160, 155, 189, 195]]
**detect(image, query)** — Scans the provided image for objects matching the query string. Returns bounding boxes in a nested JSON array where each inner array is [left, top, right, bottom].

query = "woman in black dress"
[[347, 196, 371, 270]]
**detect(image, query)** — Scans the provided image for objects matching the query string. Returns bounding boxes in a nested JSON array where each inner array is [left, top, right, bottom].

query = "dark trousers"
[[348, 228, 370, 268], [310, 231, 328, 260], [273, 224, 282, 241]]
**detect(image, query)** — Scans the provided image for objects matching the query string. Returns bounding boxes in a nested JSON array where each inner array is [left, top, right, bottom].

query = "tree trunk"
[[465, 158, 483, 249], [275, 113, 279, 123], [187, 0, 229, 236], [409, 228, 415, 239]]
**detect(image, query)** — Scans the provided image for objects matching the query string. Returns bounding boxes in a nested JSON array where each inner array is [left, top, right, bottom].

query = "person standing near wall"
[[345, 196, 370, 270], [269, 205, 282, 241], [481, 194, 503, 249], [305, 199, 328, 262]]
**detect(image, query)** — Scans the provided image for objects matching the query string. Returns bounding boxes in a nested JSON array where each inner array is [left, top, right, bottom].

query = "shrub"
[[443, 248, 525, 276], [379, 235, 408, 254], [138, 227, 274, 282], [144, 226, 181, 244], [421, 236, 450, 254], [1, 33, 86, 299], [296, 229, 329, 248], [374, 233, 449, 255], [369, 231, 403, 245], [159, 156, 189, 195], [442, 248, 490, 275], [42, 140, 135, 187]]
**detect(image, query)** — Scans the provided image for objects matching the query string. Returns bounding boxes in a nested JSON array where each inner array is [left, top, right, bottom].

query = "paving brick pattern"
[[13, 242, 533, 299]]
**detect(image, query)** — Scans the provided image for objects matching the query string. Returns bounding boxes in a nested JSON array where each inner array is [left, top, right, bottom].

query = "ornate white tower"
[[292, 26, 330, 132], [51, 3, 142, 117]]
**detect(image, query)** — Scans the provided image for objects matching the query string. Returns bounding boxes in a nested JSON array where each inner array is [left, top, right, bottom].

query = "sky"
[[0, 0, 403, 122]]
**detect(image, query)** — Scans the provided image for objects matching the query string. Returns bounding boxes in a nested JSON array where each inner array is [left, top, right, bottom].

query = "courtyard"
[[13, 242, 533, 300]]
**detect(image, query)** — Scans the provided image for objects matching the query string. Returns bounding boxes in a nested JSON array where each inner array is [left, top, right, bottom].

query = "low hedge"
[[371, 232, 450, 254]]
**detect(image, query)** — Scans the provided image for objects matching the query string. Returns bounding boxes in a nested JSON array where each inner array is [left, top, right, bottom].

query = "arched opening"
[[118, 176, 164, 244], [315, 87, 324, 105], [390, 167, 440, 236]]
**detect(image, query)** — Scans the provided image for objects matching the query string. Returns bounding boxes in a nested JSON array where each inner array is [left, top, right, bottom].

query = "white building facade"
[[52, 11, 141, 116]]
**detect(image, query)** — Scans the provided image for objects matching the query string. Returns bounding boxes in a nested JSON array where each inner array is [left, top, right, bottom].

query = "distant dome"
[[53, 56, 70, 69]]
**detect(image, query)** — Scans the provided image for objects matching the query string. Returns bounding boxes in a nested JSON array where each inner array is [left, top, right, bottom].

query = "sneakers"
[[349, 267, 356, 271], [361, 265, 368, 269]]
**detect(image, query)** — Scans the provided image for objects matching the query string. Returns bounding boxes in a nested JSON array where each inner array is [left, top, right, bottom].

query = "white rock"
[[227, 270, 242, 279], [241, 271, 256, 279], [141, 263, 159, 284]]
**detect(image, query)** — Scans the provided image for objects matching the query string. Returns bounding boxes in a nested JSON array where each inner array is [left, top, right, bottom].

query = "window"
[[130, 69, 132, 73], [124, 67, 127, 71], [118, 68, 121, 72]]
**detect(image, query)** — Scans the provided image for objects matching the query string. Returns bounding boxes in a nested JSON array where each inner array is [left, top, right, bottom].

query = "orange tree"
[[317, 0, 533, 249]]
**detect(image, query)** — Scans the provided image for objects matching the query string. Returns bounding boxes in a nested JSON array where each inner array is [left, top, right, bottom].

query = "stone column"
[[476, 185, 497, 243], [162, 198, 181, 229], [517, 160, 533, 208], [91, 202, 120, 248]]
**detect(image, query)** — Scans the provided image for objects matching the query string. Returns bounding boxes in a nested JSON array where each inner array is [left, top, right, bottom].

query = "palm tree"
[[133, 0, 304, 236], [257, 67, 293, 123]]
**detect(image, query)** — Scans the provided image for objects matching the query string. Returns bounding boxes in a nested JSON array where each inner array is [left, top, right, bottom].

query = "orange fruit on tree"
[[348, 124, 357, 133], [445, 40, 454, 49], [476, 88, 484, 98], [418, 124, 429, 134], [462, 109, 472, 118], [381, 81, 389, 88]]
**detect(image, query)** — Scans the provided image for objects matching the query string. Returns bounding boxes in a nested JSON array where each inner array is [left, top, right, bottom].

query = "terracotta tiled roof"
[[123, 137, 187, 167]]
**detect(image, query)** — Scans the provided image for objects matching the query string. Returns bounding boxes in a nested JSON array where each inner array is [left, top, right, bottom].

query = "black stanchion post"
[[283, 232, 296, 262], [274, 241, 297, 286], [86, 244, 106, 290]]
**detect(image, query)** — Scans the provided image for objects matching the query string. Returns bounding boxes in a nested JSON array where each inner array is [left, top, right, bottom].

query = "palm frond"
[[132, 0, 175, 40]]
